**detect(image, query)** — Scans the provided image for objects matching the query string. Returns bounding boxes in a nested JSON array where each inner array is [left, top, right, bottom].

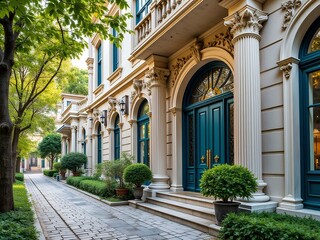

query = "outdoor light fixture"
[[119, 95, 129, 115], [100, 110, 108, 127]]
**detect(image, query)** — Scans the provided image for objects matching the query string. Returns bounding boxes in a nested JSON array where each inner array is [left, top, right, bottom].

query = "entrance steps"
[[129, 191, 221, 237]]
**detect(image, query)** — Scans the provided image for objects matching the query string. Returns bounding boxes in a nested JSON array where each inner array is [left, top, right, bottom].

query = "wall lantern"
[[100, 110, 108, 127], [119, 95, 129, 115]]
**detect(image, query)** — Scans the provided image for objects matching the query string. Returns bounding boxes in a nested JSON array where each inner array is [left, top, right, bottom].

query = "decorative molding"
[[128, 119, 137, 127], [171, 54, 192, 87], [131, 79, 143, 101], [86, 57, 94, 68], [108, 97, 118, 110], [107, 67, 123, 84], [225, 6, 268, 42], [207, 29, 234, 56], [144, 68, 170, 93], [280, 63, 292, 80], [91, 33, 101, 48], [118, 122, 123, 129], [281, 0, 302, 31], [147, 112, 152, 118], [190, 40, 204, 63], [93, 83, 104, 97], [169, 107, 181, 116], [277, 57, 300, 80]]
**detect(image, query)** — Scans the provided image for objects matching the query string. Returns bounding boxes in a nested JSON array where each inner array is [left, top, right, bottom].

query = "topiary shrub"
[[200, 164, 257, 202], [66, 176, 92, 188], [61, 152, 87, 175], [123, 163, 152, 187], [15, 173, 24, 182], [43, 169, 58, 177], [219, 212, 320, 240]]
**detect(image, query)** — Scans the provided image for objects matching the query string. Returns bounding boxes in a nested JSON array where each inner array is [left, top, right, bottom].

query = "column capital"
[[144, 67, 170, 88], [71, 125, 77, 131], [86, 57, 94, 68], [225, 6, 268, 43]]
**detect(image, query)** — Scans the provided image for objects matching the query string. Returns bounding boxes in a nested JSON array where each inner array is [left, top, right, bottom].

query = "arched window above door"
[[114, 114, 120, 160], [188, 63, 233, 105], [309, 27, 320, 53]]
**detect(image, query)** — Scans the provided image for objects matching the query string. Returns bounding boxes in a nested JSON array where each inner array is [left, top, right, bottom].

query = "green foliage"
[[43, 169, 58, 177], [103, 152, 133, 188], [66, 176, 92, 188], [0, 182, 38, 240], [61, 152, 87, 173], [219, 212, 320, 240], [124, 163, 152, 187], [93, 163, 103, 179], [62, 67, 88, 95], [53, 162, 62, 171], [38, 133, 61, 169], [15, 173, 24, 182], [200, 164, 257, 202]]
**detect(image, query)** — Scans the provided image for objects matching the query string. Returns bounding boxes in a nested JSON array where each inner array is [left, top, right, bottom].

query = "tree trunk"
[[16, 157, 21, 173], [11, 126, 21, 182]]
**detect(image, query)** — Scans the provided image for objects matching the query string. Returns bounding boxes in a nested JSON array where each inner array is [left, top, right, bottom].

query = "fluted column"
[[70, 125, 77, 152], [145, 67, 170, 190], [61, 136, 67, 157], [86, 57, 94, 104], [86, 114, 93, 175], [225, 6, 269, 202]]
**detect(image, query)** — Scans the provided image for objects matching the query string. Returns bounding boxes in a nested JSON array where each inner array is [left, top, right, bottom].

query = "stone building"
[[57, 0, 320, 220]]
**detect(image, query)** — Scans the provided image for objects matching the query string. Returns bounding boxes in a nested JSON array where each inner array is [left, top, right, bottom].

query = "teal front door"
[[183, 61, 234, 192]]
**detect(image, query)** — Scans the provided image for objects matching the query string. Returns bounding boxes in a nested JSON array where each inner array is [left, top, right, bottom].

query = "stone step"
[[147, 196, 215, 221], [132, 201, 220, 237], [156, 191, 215, 209]]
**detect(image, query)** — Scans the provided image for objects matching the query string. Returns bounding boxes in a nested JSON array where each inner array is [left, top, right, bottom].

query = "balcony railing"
[[135, 0, 185, 45]]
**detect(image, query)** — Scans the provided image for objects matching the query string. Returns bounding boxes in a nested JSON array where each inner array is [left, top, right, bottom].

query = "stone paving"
[[25, 174, 215, 240]]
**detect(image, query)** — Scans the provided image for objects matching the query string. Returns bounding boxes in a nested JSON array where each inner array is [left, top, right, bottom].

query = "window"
[[112, 28, 119, 72], [137, 100, 150, 166], [300, 16, 320, 210], [83, 129, 87, 169], [97, 123, 102, 164], [97, 44, 102, 86], [136, 0, 151, 24], [114, 115, 120, 160], [66, 101, 71, 106]]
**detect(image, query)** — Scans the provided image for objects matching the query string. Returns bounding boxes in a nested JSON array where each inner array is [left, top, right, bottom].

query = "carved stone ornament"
[[107, 97, 118, 110], [144, 68, 170, 94], [131, 79, 143, 101], [207, 29, 234, 56], [280, 63, 292, 80], [225, 7, 268, 41], [171, 54, 192, 87], [281, 0, 302, 31], [190, 40, 204, 63]]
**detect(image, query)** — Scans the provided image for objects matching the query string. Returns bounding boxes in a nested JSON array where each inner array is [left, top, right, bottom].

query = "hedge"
[[219, 212, 320, 240], [66, 176, 92, 188], [15, 173, 24, 182], [43, 169, 58, 177], [0, 181, 38, 240]]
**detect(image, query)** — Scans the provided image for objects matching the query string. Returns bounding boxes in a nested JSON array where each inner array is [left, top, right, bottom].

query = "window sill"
[[93, 83, 104, 97], [107, 67, 123, 85]]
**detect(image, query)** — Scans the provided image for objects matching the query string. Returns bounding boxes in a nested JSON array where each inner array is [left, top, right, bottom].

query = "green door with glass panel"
[[138, 100, 150, 166], [300, 16, 320, 210], [183, 61, 234, 192]]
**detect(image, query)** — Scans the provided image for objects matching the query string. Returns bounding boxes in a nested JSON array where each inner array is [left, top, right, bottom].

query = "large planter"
[[115, 188, 129, 196], [133, 187, 144, 200], [60, 171, 66, 180], [213, 201, 241, 225]]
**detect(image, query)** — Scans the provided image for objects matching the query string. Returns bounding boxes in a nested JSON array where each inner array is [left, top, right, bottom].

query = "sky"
[[71, 48, 88, 69]]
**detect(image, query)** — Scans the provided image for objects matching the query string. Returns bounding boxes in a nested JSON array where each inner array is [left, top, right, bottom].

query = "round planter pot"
[[213, 201, 241, 225], [115, 188, 129, 196], [133, 187, 144, 200]]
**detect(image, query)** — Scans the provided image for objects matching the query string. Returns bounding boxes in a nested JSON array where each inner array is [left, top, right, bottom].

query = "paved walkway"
[[25, 174, 214, 240]]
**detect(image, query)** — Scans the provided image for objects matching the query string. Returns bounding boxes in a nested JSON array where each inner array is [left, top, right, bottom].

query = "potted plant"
[[61, 152, 87, 177], [124, 163, 152, 200], [103, 152, 132, 196], [200, 164, 257, 225], [53, 162, 67, 180]]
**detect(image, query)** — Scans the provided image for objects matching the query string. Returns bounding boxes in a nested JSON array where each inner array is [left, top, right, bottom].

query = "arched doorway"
[[97, 123, 102, 164], [183, 61, 234, 192], [300, 16, 320, 210], [137, 99, 150, 166], [114, 114, 120, 160]]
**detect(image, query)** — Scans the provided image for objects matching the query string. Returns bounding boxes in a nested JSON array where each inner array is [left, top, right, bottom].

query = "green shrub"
[[124, 163, 152, 187], [219, 212, 320, 240], [15, 173, 24, 182], [66, 176, 92, 188], [200, 164, 257, 202], [79, 179, 108, 197], [61, 152, 87, 174], [53, 172, 58, 178], [0, 181, 38, 240], [43, 169, 58, 177]]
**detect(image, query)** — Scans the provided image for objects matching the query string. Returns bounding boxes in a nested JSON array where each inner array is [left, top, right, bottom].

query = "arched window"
[[97, 123, 102, 164], [114, 115, 120, 160], [137, 99, 150, 166], [300, 16, 320, 210]]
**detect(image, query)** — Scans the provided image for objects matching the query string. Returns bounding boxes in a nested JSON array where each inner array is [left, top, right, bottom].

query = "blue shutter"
[[112, 28, 119, 72]]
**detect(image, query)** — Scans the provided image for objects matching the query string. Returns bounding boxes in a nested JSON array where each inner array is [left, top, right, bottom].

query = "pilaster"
[[70, 125, 77, 153], [86, 57, 94, 104], [225, 5, 269, 202], [86, 113, 93, 176], [145, 67, 170, 190]]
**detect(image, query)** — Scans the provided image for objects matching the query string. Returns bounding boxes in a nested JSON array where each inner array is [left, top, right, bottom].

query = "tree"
[[0, 0, 131, 212], [62, 66, 88, 95], [38, 133, 61, 170]]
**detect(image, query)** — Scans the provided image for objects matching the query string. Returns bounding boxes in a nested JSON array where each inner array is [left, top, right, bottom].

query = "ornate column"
[[70, 125, 77, 152], [86, 114, 93, 175], [61, 136, 67, 157], [225, 6, 269, 202], [145, 67, 170, 190], [86, 57, 94, 104]]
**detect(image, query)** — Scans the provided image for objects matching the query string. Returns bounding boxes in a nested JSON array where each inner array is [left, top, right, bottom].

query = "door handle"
[[201, 155, 205, 164], [214, 154, 220, 163]]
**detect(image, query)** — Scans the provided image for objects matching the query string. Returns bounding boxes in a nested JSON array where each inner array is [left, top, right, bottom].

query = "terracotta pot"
[[72, 171, 80, 176], [115, 188, 129, 196], [60, 171, 66, 180], [133, 187, 144, 200], [213, 201, 241, 225]]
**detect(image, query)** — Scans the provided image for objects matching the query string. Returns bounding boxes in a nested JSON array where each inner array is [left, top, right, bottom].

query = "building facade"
[[57, 0, 320, 216]]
